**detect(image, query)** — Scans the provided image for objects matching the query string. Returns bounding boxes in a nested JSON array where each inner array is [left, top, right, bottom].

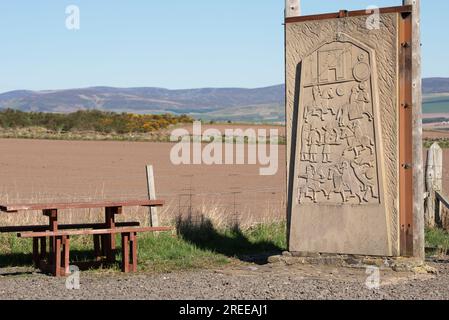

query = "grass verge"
[[424, 139, 449, 149], [0, 222, 287, 274], [3, 225, 449, 273], [426, 228, 449, 256]]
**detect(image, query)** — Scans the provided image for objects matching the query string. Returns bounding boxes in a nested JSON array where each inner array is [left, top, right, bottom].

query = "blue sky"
[[0, 0, 446, 93]]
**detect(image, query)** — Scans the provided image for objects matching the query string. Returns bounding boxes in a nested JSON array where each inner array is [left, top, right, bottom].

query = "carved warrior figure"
[[321, 124, 333, 163], [321, 168, 335, 200], [327, 165, 345, 202], [300, 123, 311, 161], [297, 158, 380, 204], [336, 102, 349, 128], [320, 87, 336, 118], [304, 85, 322, 123], [349, 83, 373, 122], [308, 128, 321, 163], [298, 165, 324, 203]]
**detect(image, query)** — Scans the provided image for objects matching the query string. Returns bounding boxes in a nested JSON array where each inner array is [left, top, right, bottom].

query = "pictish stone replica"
[[286, 8, 417, 257], [297, 42, 380, 206]]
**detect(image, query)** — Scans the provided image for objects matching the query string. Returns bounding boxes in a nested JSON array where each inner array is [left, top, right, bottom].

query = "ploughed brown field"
[[0, 138, 286, 227], [423, 129, 449, 140], [1, 127, 449, 227]]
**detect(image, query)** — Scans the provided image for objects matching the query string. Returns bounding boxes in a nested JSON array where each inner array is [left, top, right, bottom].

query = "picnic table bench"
[[0, 199, 172, 277]]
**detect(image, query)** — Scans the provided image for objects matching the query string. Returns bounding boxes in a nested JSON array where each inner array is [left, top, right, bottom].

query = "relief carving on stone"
[[297, 41, 380, 205]]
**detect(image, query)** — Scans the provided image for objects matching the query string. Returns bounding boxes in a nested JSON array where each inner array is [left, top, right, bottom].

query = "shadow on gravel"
[[176, 215, 284, 265], [0, 252, 33, 269], [0, 249, 116, 275]]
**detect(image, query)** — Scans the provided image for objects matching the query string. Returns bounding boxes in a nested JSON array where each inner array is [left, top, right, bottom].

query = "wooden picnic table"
[[0, 199, 167, 277]]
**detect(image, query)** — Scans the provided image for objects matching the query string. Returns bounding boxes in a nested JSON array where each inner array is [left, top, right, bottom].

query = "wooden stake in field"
[[403, 0, 425, 261], [426, 143, 443, 228], [146, 165, 159, 227]]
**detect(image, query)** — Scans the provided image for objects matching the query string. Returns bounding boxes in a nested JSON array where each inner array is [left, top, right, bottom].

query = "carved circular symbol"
[[365, 167, 375, 180], [353, 62, 371, 82], [336, 86, 345, 97]]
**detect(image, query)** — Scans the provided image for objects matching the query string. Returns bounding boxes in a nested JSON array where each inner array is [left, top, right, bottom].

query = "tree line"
[[0, 109, 193, 133]]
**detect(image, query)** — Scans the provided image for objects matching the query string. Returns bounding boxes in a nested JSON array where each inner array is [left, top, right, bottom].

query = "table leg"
[[130, 232, 137, 273], [54, 236, 62, 277], [62, 236, 70, 276], [105, 206, 121, 263], [43, 209, 59, 276], [121, 233, 130, 273], [44, 209, 58, 261]]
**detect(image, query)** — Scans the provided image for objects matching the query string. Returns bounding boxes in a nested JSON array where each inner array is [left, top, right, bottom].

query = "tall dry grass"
[[0, 192, 285, 230]]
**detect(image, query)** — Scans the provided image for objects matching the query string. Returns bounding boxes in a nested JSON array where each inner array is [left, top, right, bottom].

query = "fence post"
[[285, 0, 300, 18], [426, 143, 443, 228], [146, 165, 159, 227], [402, 0, 425, 260]]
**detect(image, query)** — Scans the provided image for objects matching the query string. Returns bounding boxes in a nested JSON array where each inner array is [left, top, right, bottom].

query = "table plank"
[[18, 226, 174, 238], [0, 199, 165, 213], [0, 222, 141, 233]]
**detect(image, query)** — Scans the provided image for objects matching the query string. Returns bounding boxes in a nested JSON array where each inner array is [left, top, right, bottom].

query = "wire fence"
[[0, 172, 287, 229]]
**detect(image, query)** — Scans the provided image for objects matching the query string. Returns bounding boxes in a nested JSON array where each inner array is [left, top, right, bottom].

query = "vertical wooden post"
[[121, 233, 130, 273], [399, 11, 413, 257], [44, 209, 58, 265], [104, 206, 119, 263], [285, 0, 300, 18], [403, 0, 425, 261], [146, 165, 159, 227], [426, 143, 443, 228], [54, 236, 62, 277], [130, 233, 137, 273], [285, 0, 301, 18], [62, 236, 70, 276]]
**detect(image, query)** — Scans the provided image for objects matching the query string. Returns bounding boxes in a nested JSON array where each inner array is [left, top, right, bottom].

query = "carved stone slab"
[[297, 40, 379, 205], [286, 14, 400, 257]]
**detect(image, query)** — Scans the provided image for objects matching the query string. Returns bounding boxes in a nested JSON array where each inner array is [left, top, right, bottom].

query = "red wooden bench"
[[18, 226, 173, 276], [0, 199, 171, 277]]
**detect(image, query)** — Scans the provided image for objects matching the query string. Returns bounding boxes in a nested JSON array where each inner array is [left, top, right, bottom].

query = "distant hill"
[[0, 77, 448, 122], [423, 78, 449, 94], [0, 85, 285, 122]]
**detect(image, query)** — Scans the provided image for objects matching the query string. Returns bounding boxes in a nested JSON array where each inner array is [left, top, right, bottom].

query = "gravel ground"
[[0, 260, 447, 300]]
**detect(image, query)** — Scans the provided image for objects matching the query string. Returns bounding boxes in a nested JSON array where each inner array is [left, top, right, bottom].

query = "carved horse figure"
[[341, 121, 375, 158], [351, 159, 378, 202], [351, 120, 375, 156], [305, 85, 336, 123]]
